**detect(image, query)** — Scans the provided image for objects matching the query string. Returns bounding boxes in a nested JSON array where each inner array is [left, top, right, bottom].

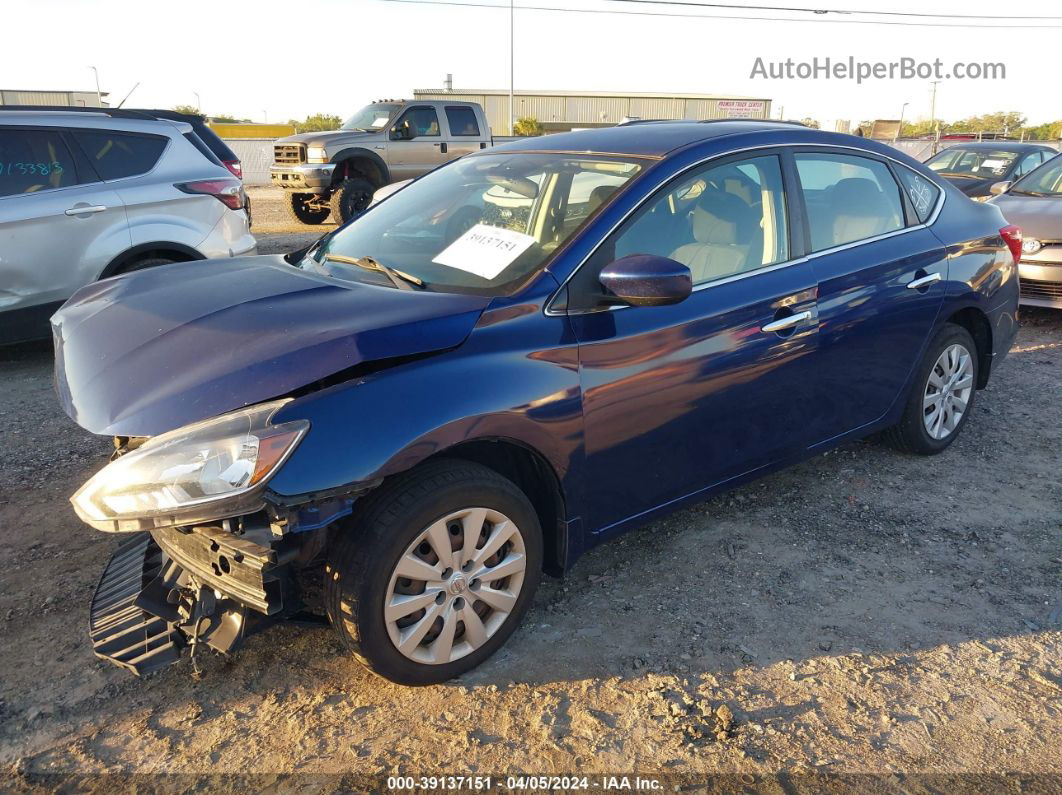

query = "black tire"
[[325, 460, 543, 685], [884, 323, 979, 455], [115, 256, 175, 275], [329, 177, 375, 224], [286, 192, 330, 225]]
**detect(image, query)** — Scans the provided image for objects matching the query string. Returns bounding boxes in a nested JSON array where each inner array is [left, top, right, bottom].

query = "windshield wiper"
[[323, 254, 424, 290], [1010, 190, 1053, 197]]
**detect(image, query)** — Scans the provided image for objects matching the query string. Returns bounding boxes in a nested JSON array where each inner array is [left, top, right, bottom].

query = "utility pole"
[[895, 102, 909, 143], [509, 0, 514, 135], [89, 66, 102, 106], [929, 80, 941, 154], [194, 92, 201, 112]]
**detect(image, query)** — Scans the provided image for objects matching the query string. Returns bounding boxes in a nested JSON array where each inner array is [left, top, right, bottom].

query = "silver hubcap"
[[923, 343, 974, 440], [384, 507, 526, 665]]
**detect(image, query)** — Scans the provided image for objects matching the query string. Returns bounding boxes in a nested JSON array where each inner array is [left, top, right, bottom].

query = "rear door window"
[[794, 153, 905, 251], [0, 128, 78, 197], [445, 106, 481, 136], [71, 130, 167, 180]]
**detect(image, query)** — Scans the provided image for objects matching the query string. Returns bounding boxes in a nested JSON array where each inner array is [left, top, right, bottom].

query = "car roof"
[[934, 142, 1052, 152], [0, 108, 190, 135], [492, 119, 818, 158]]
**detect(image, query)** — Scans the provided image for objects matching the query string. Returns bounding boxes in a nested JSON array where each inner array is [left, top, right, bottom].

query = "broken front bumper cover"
[[89, 528, 292, 676]]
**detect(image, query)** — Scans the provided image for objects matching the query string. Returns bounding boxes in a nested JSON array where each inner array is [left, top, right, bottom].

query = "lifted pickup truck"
[[270, 99, 494, 224]]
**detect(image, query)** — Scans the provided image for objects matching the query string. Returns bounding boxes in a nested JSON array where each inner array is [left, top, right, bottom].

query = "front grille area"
[[274, 143, 306, 164], [1020, 278, 1062, 302]]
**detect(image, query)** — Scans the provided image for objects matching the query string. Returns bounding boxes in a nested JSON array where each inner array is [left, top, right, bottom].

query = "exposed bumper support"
[[89, 530, 291, 676]]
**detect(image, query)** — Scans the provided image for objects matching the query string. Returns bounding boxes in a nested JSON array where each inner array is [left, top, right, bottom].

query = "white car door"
[[0, 126, 128, 331]]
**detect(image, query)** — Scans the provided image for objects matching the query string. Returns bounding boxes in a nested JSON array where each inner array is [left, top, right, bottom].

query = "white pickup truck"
[[270, 99, 496, 224]]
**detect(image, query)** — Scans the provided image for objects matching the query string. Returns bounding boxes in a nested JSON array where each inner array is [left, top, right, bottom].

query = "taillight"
[[175, 178, 244, 210], [1000, 225, 1023, 264], [223, 159, 243, 179]]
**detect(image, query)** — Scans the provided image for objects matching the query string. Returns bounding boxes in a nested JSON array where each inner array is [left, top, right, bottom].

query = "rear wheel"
[[885, 323, 978, 455], [330, 177, 375, 224], [325, 460, 542, 685], [286, 192, 330, 225]]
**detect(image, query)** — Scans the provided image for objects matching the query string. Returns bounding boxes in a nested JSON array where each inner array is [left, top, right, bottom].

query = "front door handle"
[[907, 272, 942, 290], [433, 142, 448, 153], [762, 310, 812, 334], [65, 205, 107, 216]]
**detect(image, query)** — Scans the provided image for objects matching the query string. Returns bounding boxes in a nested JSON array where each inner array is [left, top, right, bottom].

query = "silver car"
[[0, 109, 256, 343], [989, 153, 1062, 308]]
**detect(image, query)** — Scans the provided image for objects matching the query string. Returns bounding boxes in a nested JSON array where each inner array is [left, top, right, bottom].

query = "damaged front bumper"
[[89, 524, 299, 676]]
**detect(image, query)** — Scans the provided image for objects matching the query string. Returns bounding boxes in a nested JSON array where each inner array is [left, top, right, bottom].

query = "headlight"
[[71, 400, 308, 532], [1022, 238, 1043, 255], [306, 145, 329, 163]]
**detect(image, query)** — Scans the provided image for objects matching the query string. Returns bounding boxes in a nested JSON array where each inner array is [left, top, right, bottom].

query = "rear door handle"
[[762, 310, 812, 334], [907, 272, 942, 290], [65, 205, 107, 216]]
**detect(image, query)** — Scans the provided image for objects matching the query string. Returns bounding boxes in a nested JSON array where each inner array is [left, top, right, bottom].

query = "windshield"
[[1010, 155, 1062, 196], [926, 148, 1020, 178], [298, 153, 643, 295], [341, 103, 401, 131]]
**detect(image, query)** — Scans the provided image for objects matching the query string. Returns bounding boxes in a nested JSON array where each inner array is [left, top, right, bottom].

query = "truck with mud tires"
[[269, 99, 493, 225]]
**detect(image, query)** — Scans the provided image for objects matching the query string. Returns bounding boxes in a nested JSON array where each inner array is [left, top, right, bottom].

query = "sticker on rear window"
[[432, 223, 536, 279]]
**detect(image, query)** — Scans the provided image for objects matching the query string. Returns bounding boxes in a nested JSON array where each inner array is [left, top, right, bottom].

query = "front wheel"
[[329, 178, 375, 224], [884, 323, 978, 455], [325, 460, 542, 685], [286, 192, 330, 225]]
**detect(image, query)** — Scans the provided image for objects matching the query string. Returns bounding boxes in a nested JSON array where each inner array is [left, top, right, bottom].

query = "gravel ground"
[[1, 187, 1060, 789]]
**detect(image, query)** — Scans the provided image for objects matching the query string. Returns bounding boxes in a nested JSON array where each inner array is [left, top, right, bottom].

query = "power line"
[[375, 0, 1062, 27], [602, 0, 1062, 21]]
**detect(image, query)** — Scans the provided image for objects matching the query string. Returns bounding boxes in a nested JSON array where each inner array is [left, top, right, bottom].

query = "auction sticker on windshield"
[[432, 223, 536, 279]]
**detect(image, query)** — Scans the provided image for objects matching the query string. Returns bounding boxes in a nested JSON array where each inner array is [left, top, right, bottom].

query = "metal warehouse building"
[[412, 88, 772, 135], [1, 89, 108, 107]]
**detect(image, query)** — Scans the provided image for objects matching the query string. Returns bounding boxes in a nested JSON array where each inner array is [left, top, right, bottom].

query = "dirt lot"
[[1, 187, 1060, 790]]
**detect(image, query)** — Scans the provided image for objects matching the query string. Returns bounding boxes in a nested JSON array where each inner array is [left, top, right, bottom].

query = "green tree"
[[288, 113, 342, 133], [1021, 120, 1062, 141], [172, 104, 202, 117], [512, 116, 544, 136], [950, 111, 1026, 134]]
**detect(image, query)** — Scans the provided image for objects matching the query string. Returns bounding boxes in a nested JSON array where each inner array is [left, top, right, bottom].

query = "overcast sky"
[[5, 0, 1060, 128]]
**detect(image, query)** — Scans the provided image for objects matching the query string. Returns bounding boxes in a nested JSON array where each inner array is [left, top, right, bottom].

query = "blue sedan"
[[54, 120, 1021, 684]]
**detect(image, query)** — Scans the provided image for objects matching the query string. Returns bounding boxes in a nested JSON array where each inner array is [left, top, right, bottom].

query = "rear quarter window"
[[71, 130, 167, 180], [895, 167, 941, 224], [0, 128, 78, 197]]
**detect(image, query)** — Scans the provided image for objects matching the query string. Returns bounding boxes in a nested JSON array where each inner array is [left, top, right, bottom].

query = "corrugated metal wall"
[[0, 90, 104, 107], [414, 91, 771, 134], [3, 90, 71, 105]]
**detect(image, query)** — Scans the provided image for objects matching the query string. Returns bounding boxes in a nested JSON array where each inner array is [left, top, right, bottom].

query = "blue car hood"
[[52, 256, 491, 436]]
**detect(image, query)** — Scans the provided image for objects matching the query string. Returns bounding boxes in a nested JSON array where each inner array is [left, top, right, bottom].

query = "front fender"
[[266, 291, 583, 507], [330, 147, 390, 185]]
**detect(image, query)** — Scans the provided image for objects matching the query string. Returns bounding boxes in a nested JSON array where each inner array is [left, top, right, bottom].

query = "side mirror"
[[390, 123, 414, 141], [599, 254, 692, 307], [990, 180, 1013, 196]]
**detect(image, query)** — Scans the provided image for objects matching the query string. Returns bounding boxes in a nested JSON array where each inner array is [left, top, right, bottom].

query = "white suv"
[[0, 109, 256, 343]]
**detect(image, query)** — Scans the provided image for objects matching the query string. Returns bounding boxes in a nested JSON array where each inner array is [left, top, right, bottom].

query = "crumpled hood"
[[990, 194, 1062, 239], [52, 256, 490, 436]]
